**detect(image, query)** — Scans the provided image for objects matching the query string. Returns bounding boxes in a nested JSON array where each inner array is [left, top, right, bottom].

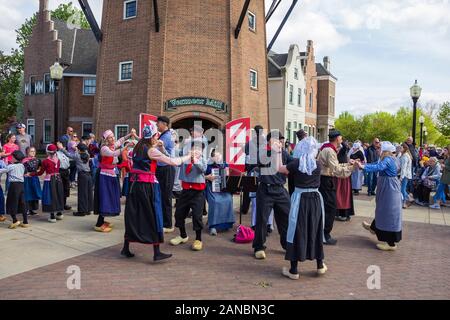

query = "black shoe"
[[121, 248, 135, 258], [335, 216, 347, 222], [28, 210, 39, 216], [86, 212, 93, 216], [154, 252, 172, 261], [370, 192, 376, 196], [267, 225, 273, 235], [346, 216, 352, 221], [354, 191, 360, 195], [73, 212, 86, 217], [64, 205, 72, 210], [324, 235, 337, 245]]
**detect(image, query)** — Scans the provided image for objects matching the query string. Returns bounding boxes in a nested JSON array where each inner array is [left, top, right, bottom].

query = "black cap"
[[266, 130, 285, 142], [328, 129, 342, 139], [296, 129, 307, 141], [77, 143, 88, 152], [12, 150, 25, 162], [157, 116, 170, 125]]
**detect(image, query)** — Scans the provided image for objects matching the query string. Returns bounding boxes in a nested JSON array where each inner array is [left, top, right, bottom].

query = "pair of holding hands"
[[349, 159, 365, 169]]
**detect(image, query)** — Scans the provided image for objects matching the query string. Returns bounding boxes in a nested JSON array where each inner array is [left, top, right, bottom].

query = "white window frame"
[[123, 0, 138, 20], [43, 119, 52, 144], [82, 122, 93, 136], [82, 77, 96, 95], [44, 73, 51, 94], [289, 85, 294, 104], [115, 124, 129, 140], [248, 11, 256, 32], [294, 68, 299, 80], [250, 69, 258, 89], [298, 88, 302, 107], [27, 119, 35, 143], [119, 61, 133, 82]]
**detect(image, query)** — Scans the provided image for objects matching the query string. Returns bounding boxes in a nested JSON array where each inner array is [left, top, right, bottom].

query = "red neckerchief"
[[186, 159, 194, 174], [320, 143, 337, 153]]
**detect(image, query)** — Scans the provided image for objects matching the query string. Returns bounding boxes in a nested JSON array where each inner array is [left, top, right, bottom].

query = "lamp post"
[[423, 126, 427, 146], [50, 61, 64, 144], [419, 115, 425, 148], [410, 80, 422, 146]]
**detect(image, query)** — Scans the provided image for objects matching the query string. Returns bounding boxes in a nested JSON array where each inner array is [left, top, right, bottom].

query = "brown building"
[[23, 0, 98, 150], [316, 57, 337, 142], [94, 0, 269, 137], [303, 40, 318, 137]]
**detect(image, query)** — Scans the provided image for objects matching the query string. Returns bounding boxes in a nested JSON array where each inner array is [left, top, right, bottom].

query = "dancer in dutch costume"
[[31, 144, 65, 223], [278, 137, 327, 279], [93, 128, 137, 232], [359, 141, 403, 251], [22, 147, 42, 216], [121, 124, 193, 261]]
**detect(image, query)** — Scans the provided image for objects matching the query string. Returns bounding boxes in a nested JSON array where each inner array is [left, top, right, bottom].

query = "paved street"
[[0, 184, 449, 300]]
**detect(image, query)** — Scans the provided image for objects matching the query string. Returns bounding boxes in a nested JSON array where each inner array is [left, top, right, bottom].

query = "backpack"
[[233, 225, 254, 243]]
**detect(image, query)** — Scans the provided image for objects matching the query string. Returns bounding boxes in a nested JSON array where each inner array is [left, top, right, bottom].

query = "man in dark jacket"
[[366, 137, 380, 196]]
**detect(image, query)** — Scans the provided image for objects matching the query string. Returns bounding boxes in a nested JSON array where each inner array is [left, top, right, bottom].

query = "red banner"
[[225, 118, 250, 175], [139, 113, 158, 138]]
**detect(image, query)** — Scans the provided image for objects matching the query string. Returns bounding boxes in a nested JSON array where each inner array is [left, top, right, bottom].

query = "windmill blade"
[[78, 0, 102, 42], [266, 0, 282, 22], [234, 0, 252, 39], [267, 0, 298, 52]]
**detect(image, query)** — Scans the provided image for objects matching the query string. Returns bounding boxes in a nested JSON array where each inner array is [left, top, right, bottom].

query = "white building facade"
[[268, 44, 307, 144]]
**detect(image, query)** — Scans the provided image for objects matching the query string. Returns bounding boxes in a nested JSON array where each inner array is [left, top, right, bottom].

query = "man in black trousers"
[[251, 130, 292, 260], [155, 116, 176, 233]]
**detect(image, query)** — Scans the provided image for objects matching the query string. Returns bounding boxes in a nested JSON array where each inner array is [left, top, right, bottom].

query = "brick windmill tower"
[[77, 0, 277, 134]]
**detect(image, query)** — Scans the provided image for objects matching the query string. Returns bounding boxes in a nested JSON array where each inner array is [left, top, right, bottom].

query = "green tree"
[[0, 51, 21, 131], [436, 102, 450, 137]]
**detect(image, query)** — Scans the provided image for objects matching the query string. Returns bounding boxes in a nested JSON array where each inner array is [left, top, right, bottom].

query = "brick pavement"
[[1, 214, 449, 300]]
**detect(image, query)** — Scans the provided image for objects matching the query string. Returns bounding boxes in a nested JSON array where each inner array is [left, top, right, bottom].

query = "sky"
[[0, 0, 449, 116]]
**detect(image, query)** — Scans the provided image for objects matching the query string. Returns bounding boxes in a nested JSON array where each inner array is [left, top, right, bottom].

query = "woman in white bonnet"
[[278, 136, 327, 280], [358, 141, 403, 251], [348, 141, 366, 195]]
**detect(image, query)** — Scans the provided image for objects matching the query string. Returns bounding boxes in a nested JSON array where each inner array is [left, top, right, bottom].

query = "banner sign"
[[225, 117, 250, 175], [139, 113, 158, 138], [165, 97, 227, 112]]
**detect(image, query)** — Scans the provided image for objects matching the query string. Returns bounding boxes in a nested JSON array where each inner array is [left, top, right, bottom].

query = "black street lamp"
[[50, 61, 64, 144], [419, 115, 425, 148], [410, 80, 422, 146]]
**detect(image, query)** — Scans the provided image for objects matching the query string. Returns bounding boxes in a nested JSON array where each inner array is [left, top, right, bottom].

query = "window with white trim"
[[124, 0, 137, 20], [298, 88, 302, 107], [294, 68, 299, 79], [119, 61, 133, 81], [115, 124, 129, 139], [250, 69, 258, 89], [289, 85, 294, 104], [43, 119, 52, 143], [309, 88, 313, 111], [27, 119, 35, 143], [82, 122, 93, 136], [30, 76, 36, 94], [248, 11, 256, 32], [83, 78, 96, 95]]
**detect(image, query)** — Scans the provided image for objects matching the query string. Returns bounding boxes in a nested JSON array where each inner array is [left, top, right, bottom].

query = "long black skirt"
[[370, 220, 402, 244], [285, 192, 324, 262], [42, 176, 65, 213], [77, 171, 93, 213], [6, 182, 25, 215], [124, 182, 164, 244]]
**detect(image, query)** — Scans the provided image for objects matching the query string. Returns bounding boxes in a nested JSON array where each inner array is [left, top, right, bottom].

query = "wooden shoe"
[[164, 227, 175, 233], [254, 250, 266, 260], [317, 263, 328, 275], [104, 221, 114, 228], [94, 224, 112, 233], [170, 236, 189, 246], [8, 221, 21, 229], [0, 216, 6, 222], [20, 222, 31, 228], [362, 221, 375, 234], [191, 240, 203, 251], [282, 267, 299, 280], [376, 243, 397, 251], [56, 214, 64, 220]]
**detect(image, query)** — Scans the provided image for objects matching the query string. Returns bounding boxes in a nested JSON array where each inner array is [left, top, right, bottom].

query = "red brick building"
[[94, 0, 269, 136], [23, 0, 98, 150]]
